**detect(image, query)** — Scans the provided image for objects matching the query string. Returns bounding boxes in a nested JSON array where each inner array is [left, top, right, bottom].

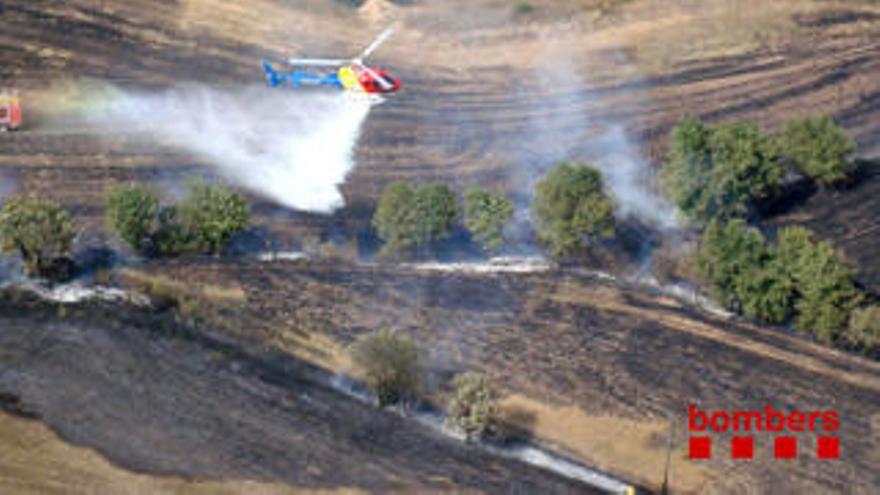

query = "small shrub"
[[846, 305, 880, 350], [0, 195, 75, 279], [448, 371, 495, 440], [351, 329, 423, 406], [463, 188, 514, 253], [372, 182, 458, 256], [533, 162, 615, 257], [778, 116, 855, 186], [106, 184, 158, 252]]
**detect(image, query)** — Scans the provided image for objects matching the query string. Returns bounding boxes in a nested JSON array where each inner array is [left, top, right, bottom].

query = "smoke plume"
[[517, 42, 677, 230], [83, 84, 373, 212], [586, 127, 677, 229]]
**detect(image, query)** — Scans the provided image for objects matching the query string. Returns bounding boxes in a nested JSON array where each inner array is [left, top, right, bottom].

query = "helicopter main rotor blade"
[[287, 58, 346, 67], [357, 28, 394, 61]]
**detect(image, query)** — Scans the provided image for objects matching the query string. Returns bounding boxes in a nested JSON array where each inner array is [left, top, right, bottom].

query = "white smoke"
[[588, 127, 678, 229], [85, 85, 372, 212], [517, 41, 677, 229]]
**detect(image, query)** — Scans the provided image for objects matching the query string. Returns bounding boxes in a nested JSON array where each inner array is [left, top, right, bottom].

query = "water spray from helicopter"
[[63, 29, 402, 214]]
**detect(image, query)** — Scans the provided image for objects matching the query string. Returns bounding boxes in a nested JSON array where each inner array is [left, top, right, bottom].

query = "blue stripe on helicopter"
[[262, 61, 344, 89]]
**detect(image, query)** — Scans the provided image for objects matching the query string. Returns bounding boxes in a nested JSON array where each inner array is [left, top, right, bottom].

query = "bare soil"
[[0, 290, 599, 494], [135, 259, 880, 494]]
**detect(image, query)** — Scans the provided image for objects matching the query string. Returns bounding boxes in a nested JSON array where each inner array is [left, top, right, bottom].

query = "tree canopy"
[[0, 195, 75, 279], [106, 184, 159, 252], [463, 188, 514, 253], [351, 329, 423, 406], [175, 182, 250, 255], [447, 371, 495, 440], [695, 219, 794, 323], [776, 226, 862, 342], [105, 181, 249, 257], [662, 118, 782, 225], [372, 182, 458, 256], [777, 116, 855, 185], [532, 162, 616, 257], [846, 305, 880, 351], [695, 220, 863, 342]]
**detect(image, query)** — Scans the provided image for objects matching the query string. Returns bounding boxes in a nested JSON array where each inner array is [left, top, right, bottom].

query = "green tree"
[[447, 371, 495, 440], [0, 195, 75, 279], [173, 182, 250, 255], [533, 162, 615, 257], [351, 329, 423, 406], [153, 205, 188, 256], [778, 116, 855, 185], [734, 255, 796, 324], [777, 226, 862, 343], [373, 182, 417, 255], [463, 188, 514, 253], [708, 122, 782, 220], [695, 220, 793, 323], [372, 182, 458, 256], [412, 183, 458, 247], [661, 117, 715, 224], [106, 184, 158, 252], [662, 118, 781, 225]]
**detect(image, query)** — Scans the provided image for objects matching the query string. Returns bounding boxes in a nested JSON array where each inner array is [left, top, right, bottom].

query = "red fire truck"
[[0, 89, 22, 132]]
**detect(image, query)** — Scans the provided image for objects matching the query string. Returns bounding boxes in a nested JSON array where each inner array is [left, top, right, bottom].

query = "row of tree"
[[696, 220, 873, 346], [4, 115, 873, 352], [662, 115, 877, 351], [107, 181, 250, 256], [372, 183, 514, 255], [373, 162, 616, 258], [3, 162, 617, 278], [0, 182, 250, 280], [662, 115, 856, 226]]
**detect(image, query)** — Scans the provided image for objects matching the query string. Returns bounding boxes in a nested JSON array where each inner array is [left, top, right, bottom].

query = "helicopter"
[[261, 28, 401, 95]]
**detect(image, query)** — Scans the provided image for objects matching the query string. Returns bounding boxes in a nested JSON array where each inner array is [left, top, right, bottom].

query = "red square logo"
[[689, 436, 712, 459], [774, 436, 797, 459], [731, 436, 754, 459], [817, 437, 840, 459]]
